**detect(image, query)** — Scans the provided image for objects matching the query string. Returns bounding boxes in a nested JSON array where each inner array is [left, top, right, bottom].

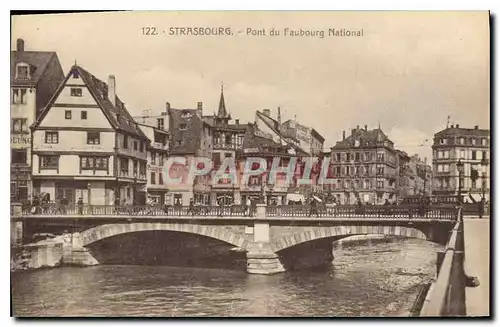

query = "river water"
[[11, 237, 441, 317]]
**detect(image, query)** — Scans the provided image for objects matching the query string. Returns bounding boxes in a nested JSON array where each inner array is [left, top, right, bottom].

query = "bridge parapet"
[[420, 209, 466, 316], [13, 203, 459, 221]]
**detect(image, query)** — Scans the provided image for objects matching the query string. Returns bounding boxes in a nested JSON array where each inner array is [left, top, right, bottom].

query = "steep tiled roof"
[[34, 65, 148, 140], [332, 127, 392, 149], [435, 126, 490, 137], [255, 111, 308, 155], [11, 51, 58, 86], [169, 108, 205, 154]]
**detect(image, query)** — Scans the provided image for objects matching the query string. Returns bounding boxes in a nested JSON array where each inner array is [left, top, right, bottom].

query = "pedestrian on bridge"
[[478, 198, 485, 219], [77, 197, 84, 215], [308, 197, 319, 218]]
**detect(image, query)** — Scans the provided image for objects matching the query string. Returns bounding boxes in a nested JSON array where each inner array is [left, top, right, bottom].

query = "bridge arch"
[[79, 222, 251, 250], [271, 224, 429, 252]]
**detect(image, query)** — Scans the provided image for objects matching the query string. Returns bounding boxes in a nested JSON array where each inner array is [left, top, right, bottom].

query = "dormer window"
[[16, 63, 29, 79], [181, 111, 192, 118]]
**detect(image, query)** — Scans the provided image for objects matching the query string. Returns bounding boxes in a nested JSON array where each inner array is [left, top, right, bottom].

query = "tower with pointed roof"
[[214, 84, 231, 125]]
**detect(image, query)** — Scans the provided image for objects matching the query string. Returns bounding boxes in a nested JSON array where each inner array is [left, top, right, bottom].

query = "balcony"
[[213, 142, 242, 150], [151, 142, 168, 151]]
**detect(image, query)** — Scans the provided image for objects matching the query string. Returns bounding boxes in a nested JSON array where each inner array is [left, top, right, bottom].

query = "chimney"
[[357, 125, 360, 130], [165, 102, 171, 112], [197, 102, 203, 116], [455, 124, 459, 128], [16, 39, 24, 52], [342, 131, 346, 140], [474, 125, 479, 129], [364, 125, 368, 131], [108, 75, 116, 107], [351, 128, 355, 135], [263, 109, 271, 117], [235, 119, 239, 125]]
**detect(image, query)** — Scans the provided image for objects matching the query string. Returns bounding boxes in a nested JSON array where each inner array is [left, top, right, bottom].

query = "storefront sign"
[[11, 134, 31, 147]]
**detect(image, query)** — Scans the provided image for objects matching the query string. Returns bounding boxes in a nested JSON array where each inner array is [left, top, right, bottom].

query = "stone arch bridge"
[[12, 204, 458, 274]]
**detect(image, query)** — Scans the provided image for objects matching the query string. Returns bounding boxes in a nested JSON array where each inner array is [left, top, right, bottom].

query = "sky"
[[11, 11, 490, 161]]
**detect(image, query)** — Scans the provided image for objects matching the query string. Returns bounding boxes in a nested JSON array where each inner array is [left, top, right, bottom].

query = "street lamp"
[[456, 159, 464, 204], [481, 158, 489, 200]]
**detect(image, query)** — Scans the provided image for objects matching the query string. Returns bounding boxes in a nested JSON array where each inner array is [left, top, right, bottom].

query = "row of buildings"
[[11, 39, 490, 207]]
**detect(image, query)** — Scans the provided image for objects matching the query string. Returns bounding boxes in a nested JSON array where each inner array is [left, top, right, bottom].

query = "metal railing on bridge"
[[15, 203, 458, 220]]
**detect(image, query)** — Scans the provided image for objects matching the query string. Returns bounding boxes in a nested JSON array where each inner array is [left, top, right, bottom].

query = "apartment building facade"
[[202, 87, 247, 205], [10, 38, 65, 203], [31, 65, 149, 205], [135, 113, 169, 205], [432, 124, 490, 202], [329, 125, 398, 205]]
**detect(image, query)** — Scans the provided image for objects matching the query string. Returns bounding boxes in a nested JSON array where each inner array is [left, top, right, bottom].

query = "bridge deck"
[[13, 214, 455, 223], [464, 218, 490, 317]]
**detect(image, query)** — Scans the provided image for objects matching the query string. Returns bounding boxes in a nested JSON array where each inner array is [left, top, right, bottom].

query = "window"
[[335, 166, 341, 176], [157, 118, 164, 130], [123, 135, 128, 148], [40, 155, 59, 169], [159, 154, 164, 166], [87, 132, 100, 145], [180, 123, 187, 130], [139, 142, 144, 152], [11, 118, 28, 133], [355, 166, 361, 176], [443, 151, 449, 159], [459, 137, 464, 145], [336, 153, 341, 162], [224, 153, 232, 158], [440, 138, 448, 145], [72, 70, 79, 79], [355, 153, 360, 162], [365, 165, 370, 176], [376, 180, 384, 189], [65, 110, 72, 119], [481, 138, 487, 146], [377, 153, 384, 162], [134, 141, 138, 151], [346, 153, 351, 162], [159, 173, 164, 185], [249, 176, 260, 186], [11, 149, 27, 164], [81, 111, 87, 120], [45, 131, 59, 144], [120, 158, 129, 174], [151, 172, 156, 185], [437, 164, 443, 173], [12, 88, 27, 104], [377, 166, 384, 175], [471, 138, 476, 145], [70, 88, 82, 97], [151, 152, 156, 165], [460, 149, 466, 159], [346, 166, 350, 176], [482, 151, 487, 161], [443, 164, 449, 173], [17, 65, 29, 79], [354, 140, 360, 147], [472, 151, 477, 160], [80, 156, 108, 170], [133, 161, 138, 175]]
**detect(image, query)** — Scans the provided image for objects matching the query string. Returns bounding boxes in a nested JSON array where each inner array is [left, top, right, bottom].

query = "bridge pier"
[[61, 232, 98, 267], [11, 203, 23, 247], [246, 204, 285, 274]]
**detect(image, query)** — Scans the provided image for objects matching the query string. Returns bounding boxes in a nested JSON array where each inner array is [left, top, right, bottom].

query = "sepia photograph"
[[9, 10, 490, 317]]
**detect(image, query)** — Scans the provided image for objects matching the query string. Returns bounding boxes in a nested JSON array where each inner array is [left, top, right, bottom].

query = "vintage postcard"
[[10, 11, 490, 317]]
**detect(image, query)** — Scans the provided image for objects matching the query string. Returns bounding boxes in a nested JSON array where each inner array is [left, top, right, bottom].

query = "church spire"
[[217, 82, 228, 118]]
